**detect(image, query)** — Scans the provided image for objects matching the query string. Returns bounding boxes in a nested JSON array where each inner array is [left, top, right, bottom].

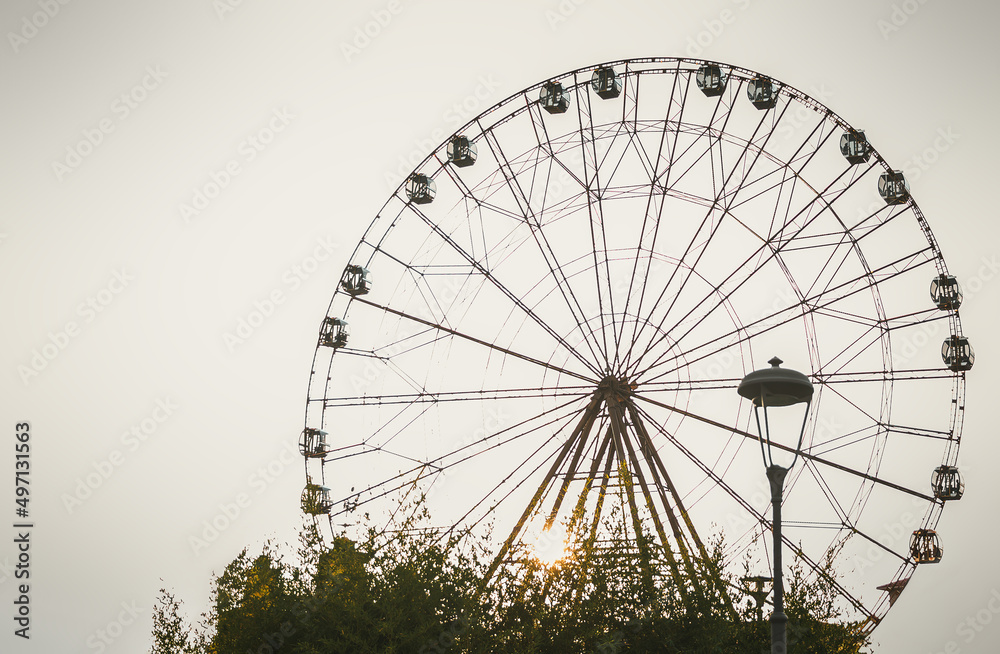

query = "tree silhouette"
[[150, 509, 868, 653]]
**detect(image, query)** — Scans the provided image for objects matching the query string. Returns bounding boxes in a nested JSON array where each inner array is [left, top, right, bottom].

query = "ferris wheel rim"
[[301, 57, 969, 633]]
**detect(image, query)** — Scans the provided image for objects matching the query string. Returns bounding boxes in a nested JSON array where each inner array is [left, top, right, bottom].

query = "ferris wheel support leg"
[[627, 401, 739, 618], [481, 395, 603, 586]]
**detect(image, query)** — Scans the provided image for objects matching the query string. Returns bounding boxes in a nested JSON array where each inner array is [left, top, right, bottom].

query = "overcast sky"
[[3, 1, 999, 652]]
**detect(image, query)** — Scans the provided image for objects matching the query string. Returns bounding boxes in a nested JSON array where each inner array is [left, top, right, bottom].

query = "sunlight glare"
[[532, 524, 569, 566]]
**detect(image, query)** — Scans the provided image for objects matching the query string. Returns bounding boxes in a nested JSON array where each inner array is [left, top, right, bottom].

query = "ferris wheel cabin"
[[840, 129, 872, 165], [301, 483, 333, 515], [942, 335, 974, 372], [747, 76, 778, 110], [696, 63, 727, 97], [405, 173, 436, 204], [878, 170, 910, 205], [930, 274, 963, 311], [341, 265, 372, 297], [932, 465, 965, 501], [591, 66, 622, 99], [299, 428, 329, 458], [540, 81, 571, 114], [447, 135, 477, 168], [910, 529, 943, 564], [319, 317, 349, 349]]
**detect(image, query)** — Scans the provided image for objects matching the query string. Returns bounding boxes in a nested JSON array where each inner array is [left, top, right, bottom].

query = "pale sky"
[[3, 1, 999, 652]]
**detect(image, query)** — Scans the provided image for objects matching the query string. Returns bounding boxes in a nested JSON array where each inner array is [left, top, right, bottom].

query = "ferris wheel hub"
[[597, 375, 636, 404]]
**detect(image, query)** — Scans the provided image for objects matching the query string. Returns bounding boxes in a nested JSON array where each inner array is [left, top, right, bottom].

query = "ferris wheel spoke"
[[619, 73, 694, 374], [816, 368, 954, 383], [812, 324, 885, 379], [571, 76, 626, 370], [849, 521, 911, 565], [814, 382, 882, 433], [813, 310, 947, 386], [621, 120, 710, 368], [631, 401, 876, 622], [632, 401, 870, 617], [800, 231, 861, 302], [631, 390, 935, 503], [884, 311, 951, 340], [436, 173, 495, 270], [437, 402, 592, 524], [588, 79, 683, 369], [802, 208, 922, 304], [624, 101, 795, 377], [632, 401, 763, 530], [429, 395, 592, 498], [404, 202, 600, 374], [350, 295, 598, 384], [660, 118, 744, 193], [437, 394, 589, 469], [477, 121, 610, 371], [798, 458, 852, 526], [615, 125, 727, 373], [639, 378, 742, 393], [881, 423, 955, 440], [396, 199, 603, 376], [885, 306, 944, 328], [809, 305, 882, 329], [320, 385, 592, 409], [473, 197, 535, 225], [353, 393, 439, 456], [638, 249, 937, 384], [331, 394, 588, 521], [629, 158, 870, 380], [500, 106, 611, 346], [807, 426, 882, 458]]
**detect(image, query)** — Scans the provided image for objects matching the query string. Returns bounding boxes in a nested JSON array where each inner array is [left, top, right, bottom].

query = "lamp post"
[[738, 357, 814, 654]]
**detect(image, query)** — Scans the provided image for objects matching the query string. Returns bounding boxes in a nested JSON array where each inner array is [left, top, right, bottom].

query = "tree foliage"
[[150, 512, 869, 654]]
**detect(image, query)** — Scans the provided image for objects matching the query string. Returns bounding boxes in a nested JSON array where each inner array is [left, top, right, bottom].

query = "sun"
[[531, 524, 569, 566]]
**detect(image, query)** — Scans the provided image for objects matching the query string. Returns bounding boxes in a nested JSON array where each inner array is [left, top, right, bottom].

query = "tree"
[[151, 512, 869, 653], [149, 587, 206, 654], [207, 542, 303, 653]]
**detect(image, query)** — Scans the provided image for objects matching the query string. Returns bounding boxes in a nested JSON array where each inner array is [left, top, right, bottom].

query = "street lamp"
[[738, 357, 814, 654]]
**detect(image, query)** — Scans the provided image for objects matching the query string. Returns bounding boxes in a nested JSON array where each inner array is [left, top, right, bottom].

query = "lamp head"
[[738, 357, 813, 407]]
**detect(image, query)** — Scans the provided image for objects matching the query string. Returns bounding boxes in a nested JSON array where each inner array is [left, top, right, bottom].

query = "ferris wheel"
[[300, 57, 971, 632]]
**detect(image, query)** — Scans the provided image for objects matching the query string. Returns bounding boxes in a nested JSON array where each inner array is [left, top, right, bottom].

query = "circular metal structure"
[[303, 57, 969, 633]]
